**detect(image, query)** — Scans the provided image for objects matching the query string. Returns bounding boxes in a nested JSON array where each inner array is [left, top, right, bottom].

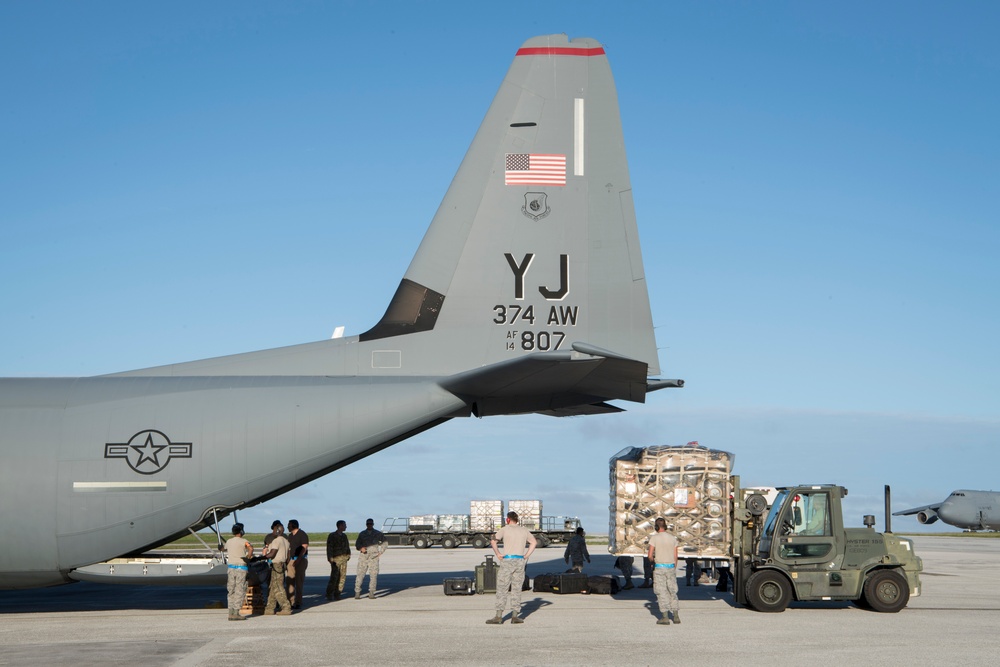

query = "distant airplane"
[[894, 490, 1000, 531], [0, 34, 682, 589]]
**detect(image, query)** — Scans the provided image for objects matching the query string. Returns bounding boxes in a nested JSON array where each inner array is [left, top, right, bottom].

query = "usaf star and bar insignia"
[[105, 429, 193, 475]]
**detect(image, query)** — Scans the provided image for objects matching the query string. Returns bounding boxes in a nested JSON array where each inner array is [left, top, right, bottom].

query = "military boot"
[[485, 612, 504, 625], [276, 608, 292, 616], [511, 614, 524, 624], [671, 610, 681, 624], [228, 609, 245, 621], [656, 616, 671, 625]]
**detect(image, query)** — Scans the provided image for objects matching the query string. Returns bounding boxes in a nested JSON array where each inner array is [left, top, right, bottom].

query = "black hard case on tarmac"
[[532, 572, 557, 593], [552, 572, 590, 594], [587, 575, 620, 594], [443, 577, 474, 595]]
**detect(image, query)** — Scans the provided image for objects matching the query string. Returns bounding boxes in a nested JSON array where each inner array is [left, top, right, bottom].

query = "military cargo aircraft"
[[894, 490, 1000, 531], [0, 34, 681, 589]]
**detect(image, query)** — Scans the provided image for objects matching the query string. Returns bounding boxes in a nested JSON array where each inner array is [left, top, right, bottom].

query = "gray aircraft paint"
[[894, 490, 1000, 531], [0, 35, 679, 589]]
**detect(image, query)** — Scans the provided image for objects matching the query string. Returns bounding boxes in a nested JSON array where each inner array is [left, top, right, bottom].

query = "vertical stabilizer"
[[362, 34, 660, 380]]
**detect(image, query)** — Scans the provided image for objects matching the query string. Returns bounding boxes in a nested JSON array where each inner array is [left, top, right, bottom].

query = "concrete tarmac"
[[0, 535, 996, 666]]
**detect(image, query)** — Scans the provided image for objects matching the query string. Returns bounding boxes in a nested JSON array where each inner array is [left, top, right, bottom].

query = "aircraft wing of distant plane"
[[892, 503, 941, 517], [0, 34, 682, 589], [892, 501, 944, 523]]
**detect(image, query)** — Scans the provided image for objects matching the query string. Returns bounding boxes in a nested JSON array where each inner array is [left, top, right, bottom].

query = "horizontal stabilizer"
[[440, 346, 648, 417]]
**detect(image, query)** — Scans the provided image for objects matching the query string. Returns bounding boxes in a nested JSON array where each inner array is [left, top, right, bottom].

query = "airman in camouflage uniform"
[[224, 523, 253, 621], [262, 527, 292, 615], [354, 518, 386, 599], [486, 511, 537, 625], [648, 517, 680, 625], [326, 520, 351, 600]]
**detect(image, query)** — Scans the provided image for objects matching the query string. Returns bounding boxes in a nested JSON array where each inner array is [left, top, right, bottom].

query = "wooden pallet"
[[241, 584, 265, 615]]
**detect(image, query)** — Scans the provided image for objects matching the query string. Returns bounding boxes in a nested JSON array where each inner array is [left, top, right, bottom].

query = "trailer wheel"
[[863, 569, 909, 613], [472, 535, 488, 549], [745, 570, 792, 613], [413, 536, 430, 549], [441, 535, 458, 549]]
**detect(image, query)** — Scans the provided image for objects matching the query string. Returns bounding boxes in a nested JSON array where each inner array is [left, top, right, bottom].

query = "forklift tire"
[[863, 569, 909, 613], [441, 535, 458, 549], [413, 536, 430, 549], [745, 570, 792, 613], [472, 535, 488, 549]]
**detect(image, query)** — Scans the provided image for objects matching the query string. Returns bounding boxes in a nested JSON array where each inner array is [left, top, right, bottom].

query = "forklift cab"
[[759, 486, 841, 564]]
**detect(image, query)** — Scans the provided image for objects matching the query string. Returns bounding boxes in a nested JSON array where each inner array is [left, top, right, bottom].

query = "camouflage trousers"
[[495, 557, 526, 615], [265, 562, 291, 612], [653, 567, 679, 614], [327, 555, 350, 597], [355, 551, 381, 594], [227, 567, 248, 612]]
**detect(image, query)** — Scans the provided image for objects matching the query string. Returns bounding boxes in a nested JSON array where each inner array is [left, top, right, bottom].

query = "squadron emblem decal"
[[521, 192, 550, 221], [105, 430, 193, 475]]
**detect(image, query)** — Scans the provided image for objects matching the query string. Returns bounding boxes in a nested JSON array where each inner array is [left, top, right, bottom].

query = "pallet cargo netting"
[[508, 500, 542, 530], [609, 444, 734, 558], [470, 500, 504, 532]]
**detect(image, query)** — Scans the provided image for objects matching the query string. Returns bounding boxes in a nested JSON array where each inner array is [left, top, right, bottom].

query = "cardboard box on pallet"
[[507, 499, 542, 530], [470, 500, 503, 532]]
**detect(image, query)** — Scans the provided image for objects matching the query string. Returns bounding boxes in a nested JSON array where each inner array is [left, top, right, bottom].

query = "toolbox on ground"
[[443, 577, 474, 596], [551, 572, 590, 594], [475, 555, 499, 594]]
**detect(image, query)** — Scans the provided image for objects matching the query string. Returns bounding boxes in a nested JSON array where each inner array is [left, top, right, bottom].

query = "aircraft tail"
[[360, 35, 661, 382], [114, 35, 675, 412]]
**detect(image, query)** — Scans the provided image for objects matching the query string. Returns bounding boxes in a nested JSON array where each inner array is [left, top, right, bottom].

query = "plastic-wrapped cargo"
[[609, 444, 734, 559], [408, 514, 439, 532], [508, 499, 542, 530], [437, 514, 470, 532], [470, 500, 504, 532]]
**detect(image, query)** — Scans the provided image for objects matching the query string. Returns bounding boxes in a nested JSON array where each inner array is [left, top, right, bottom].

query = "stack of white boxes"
[[470, 500, 504, 532], [508, 499, 542, 530]]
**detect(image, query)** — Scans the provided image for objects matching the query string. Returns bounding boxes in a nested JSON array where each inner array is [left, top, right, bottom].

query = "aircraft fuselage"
[[0, 375, 465, 588], [937, 491, 1000, 530]]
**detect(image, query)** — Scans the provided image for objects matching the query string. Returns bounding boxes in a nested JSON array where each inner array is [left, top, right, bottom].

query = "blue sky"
[[2, 2, 998, 537]]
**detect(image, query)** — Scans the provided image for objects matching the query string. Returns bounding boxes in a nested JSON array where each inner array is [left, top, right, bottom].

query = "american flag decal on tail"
[[505, 153, 566, 186]]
